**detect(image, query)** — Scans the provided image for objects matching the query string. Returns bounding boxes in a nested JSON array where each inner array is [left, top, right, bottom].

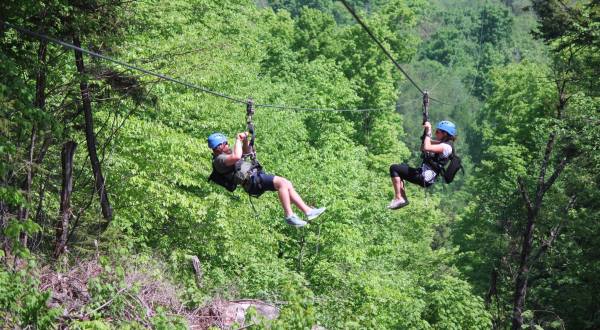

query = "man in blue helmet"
[[387, 120, 457, 209], [208, 132, 326, 227]]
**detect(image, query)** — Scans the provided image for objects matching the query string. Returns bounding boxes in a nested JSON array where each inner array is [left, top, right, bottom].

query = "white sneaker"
[[306, 207, 327, 221], [387, 199, 409, 210], [285, 214, 307, 227]]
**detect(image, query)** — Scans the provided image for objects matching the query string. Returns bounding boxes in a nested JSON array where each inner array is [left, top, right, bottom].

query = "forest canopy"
[[1, 0, 598, 329]]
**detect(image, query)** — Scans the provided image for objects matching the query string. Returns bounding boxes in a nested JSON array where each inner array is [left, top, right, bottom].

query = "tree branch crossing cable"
[[2, 21, 249, 104], [1, 21, 396, 113]]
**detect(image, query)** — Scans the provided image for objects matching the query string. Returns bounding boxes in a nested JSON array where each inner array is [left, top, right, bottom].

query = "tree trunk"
[[17, 127, 36, 247], [17, 40, 48, 246], [486, 267, 499, 307], [55, 141, 77, 258], [512, 212, 536, 329], [30, 174, 49, 251], [73, 35, 113, 223], [191, 256, 203, 288], [17, 40, 59, 248], [0, 201, 8, 262], [510, 81, 572, 329]]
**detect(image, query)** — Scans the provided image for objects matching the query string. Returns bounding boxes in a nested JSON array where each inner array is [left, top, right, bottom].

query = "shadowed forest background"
[[1, 0, 599, 328]]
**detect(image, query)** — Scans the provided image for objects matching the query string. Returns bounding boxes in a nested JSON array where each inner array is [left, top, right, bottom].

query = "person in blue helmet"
[[388, 120, 457, 209], [208, 132, 326, 227]]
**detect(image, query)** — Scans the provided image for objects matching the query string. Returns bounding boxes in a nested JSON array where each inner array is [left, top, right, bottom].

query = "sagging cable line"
[[255, 103, 391, 112], [1, 21, 249, 105], [2, 21, 399, 113]]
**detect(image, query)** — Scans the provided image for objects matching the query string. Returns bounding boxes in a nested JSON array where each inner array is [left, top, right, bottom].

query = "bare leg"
[[274, 177, 293, 217], [401, 182, 407, 200], [288, 183, 311, 214], [391, 176, 406, 201], [274, 176, 312, 216]]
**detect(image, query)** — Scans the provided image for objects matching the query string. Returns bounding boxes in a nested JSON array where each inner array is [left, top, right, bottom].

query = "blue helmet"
[[207, 132, 228, 149], [436, 120, 457, 136]]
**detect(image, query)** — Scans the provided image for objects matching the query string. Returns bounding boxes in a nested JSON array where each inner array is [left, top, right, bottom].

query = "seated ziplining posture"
[[207, 132, 326, 227], [388, 120, 458, 210]]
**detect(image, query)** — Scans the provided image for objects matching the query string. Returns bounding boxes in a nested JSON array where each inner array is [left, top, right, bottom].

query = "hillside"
[[1, 0, 598, 328]]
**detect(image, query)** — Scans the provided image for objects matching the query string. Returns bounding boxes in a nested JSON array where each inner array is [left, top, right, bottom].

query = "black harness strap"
[[423, 141, 453, 174], [243, 98, 264, 197], [245, 99, 259, 165], [248, 193, 260, 219], [420, 91, 431, 188], [421, 91, 430, 141]]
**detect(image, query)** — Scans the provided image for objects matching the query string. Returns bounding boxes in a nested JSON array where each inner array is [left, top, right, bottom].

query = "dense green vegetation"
[[1, 0, 598, 328]]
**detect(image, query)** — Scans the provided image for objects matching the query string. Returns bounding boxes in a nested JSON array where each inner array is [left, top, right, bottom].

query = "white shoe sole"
[[388, 201, 409, 210], [307, 208, 326, 221]]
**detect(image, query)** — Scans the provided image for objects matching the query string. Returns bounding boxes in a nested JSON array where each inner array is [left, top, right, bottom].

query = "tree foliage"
[[1, 0, 598, 329]]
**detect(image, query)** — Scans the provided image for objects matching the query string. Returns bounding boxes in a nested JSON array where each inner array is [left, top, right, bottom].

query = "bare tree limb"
[[73, 34, 113, 223], [54, 141, 77, 258], [529, 195, 577, 265], [541, 156, 570, 195], [517, 178, 533, 215], [535, 133, 557, 205]]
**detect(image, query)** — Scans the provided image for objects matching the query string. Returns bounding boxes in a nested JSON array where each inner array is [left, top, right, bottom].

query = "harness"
[[422, 141, 464, 184], [422, 141, 453, 175], [208, 99, 264, 195], [241, 99, 265, 196], [418, 91, 463, 185], [208, 156, 237, 192], [244, 99, 260, 167], [420, 91, 433, 187]]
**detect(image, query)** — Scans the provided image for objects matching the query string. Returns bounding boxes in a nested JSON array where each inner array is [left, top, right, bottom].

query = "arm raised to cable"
[[223, 132, 248, 166], [421, 122, 446, 154]]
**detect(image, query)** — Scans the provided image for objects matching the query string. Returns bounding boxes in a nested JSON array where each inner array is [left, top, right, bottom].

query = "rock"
[[204, 299, 279, 328]]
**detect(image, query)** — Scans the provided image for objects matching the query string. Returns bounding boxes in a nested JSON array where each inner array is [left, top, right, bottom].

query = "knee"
[[274, 176, 291, 189], [390, 164, 400, 177]]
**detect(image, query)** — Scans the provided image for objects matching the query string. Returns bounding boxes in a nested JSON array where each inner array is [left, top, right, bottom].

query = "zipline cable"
[[339, 0, 450, 106], [339, 0, 424, 94], [0, 21, 250, 105], [1, 21, 399, 113], [255, 103, 390, 112]]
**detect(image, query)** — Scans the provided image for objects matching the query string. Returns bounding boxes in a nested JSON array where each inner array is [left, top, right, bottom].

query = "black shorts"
[[245, 172, 277, 197], [389, 163, 432, 188]]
